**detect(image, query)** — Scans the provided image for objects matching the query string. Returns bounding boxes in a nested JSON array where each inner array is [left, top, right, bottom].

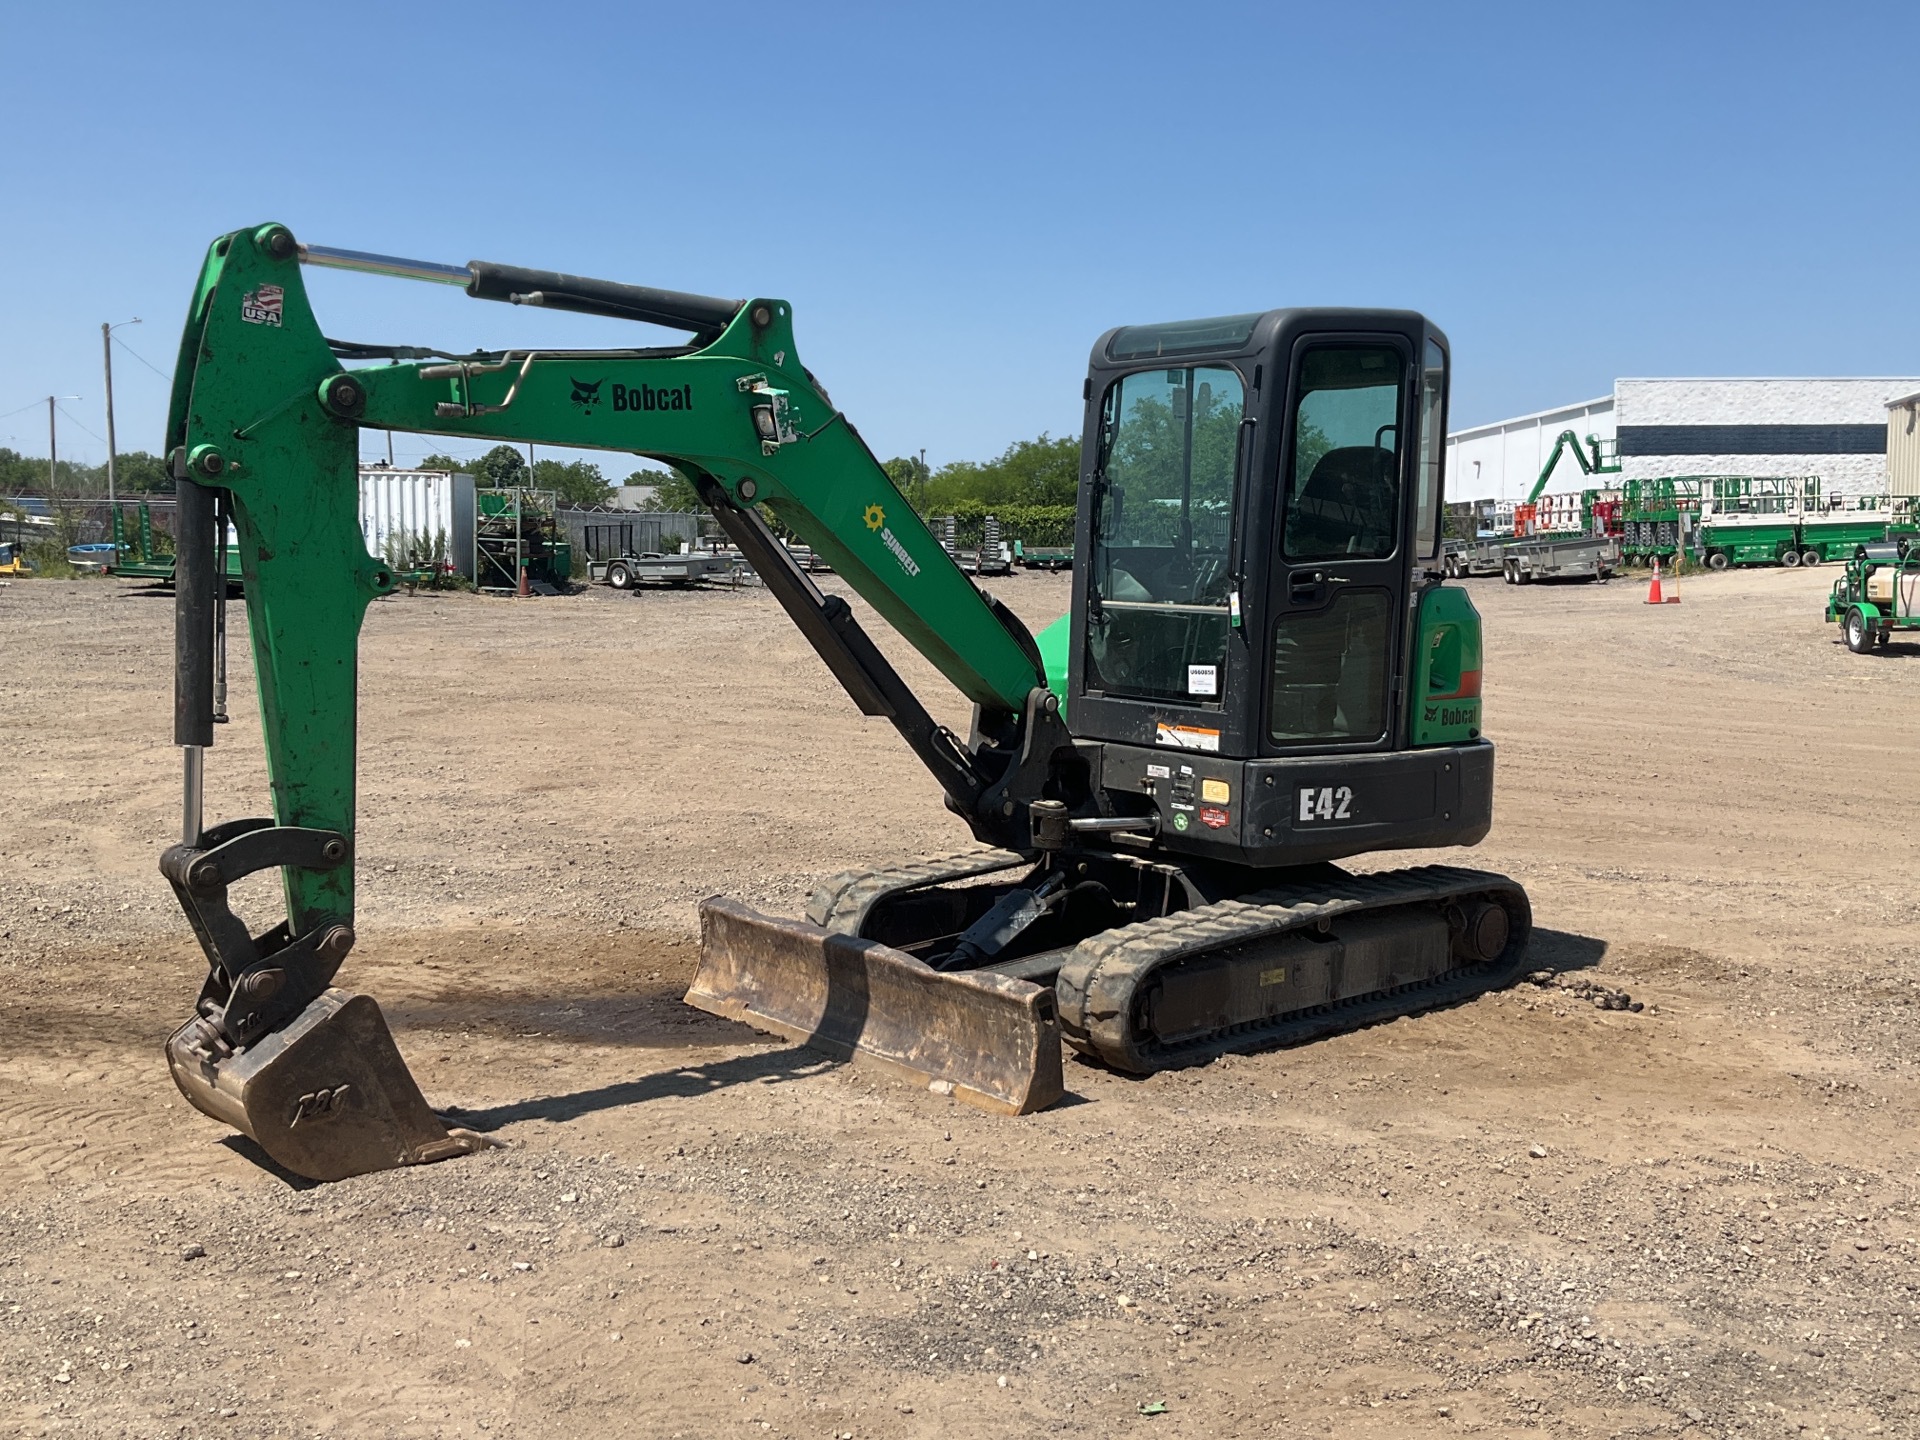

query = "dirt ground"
[[5, 560, 1920, 1440]]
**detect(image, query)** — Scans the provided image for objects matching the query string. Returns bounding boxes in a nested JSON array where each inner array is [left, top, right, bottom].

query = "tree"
[[113, 451, 172, 493], [532, 457, 612, 508], [919, 433, 1079, 512], [882, 454, 930, 500], [472, 444, 528, 488], [632, 467, 705, 512], [414, 450, 526, 484]]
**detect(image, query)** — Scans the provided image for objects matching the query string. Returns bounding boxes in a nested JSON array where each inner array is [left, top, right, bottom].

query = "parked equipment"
[[1827, 539, 1920, 653], [155, 225, 1530, 1182], [1013, 539, 1073, 571], [582, 523, 731, 588], [1441, 434, 1621, 584], [111, 501, 242, 587], [1692, 480, 1823, 569], [1800, 495, 1912, 566], [0, 539, 31, 576]]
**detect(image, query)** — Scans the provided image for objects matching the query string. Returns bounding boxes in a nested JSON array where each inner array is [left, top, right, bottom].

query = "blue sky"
[[3, 2, 1916, 478]]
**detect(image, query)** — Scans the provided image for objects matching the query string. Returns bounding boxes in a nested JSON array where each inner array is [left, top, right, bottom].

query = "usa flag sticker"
[[241, 284, 284, 326]]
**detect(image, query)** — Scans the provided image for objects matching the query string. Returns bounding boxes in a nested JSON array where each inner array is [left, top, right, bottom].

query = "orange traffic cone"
[[1645, 557, 1682, 604]]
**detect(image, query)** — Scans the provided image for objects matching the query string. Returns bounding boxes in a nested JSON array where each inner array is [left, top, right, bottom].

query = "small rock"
[[928, 1080, 956, 1096], [219, 1407, 238, 1417], [561, 1192, 578, 1204], [737, 1351, 755, 1364], [512, 1261, 533, 1272], [181, 1244, 206, 1261], [1529, 1145, 1548, 1159], [602, 1234, 625, 1249], [998, 1374, 1009, 1388], [1687, 1408, 1704, 1422], [1437, 1406, 1450, 1417], [455, 1338, 472, 1348]]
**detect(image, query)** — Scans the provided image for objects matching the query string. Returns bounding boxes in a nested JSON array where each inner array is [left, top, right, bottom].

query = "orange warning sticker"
[[1154, 722, 1221, 753]]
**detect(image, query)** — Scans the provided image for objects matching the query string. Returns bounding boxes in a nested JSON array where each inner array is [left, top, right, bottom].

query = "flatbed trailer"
[[1444, 533, 1617, 583], [588, 551, 732, 588], [1500, 532, 1618, 583]]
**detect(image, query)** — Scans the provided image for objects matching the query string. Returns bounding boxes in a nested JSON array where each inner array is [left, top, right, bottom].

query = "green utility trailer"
[[1012, 538, 1073, 571], [1827, 540, 1920, 652]]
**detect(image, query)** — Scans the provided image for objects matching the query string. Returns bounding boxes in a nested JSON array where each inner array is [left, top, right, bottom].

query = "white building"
[[1445, 395, 1615, 503], [1447, 377, 1920, 502]]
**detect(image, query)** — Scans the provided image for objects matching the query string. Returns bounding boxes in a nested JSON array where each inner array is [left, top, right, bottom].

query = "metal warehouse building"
[[1448, 377, 1920, 501]]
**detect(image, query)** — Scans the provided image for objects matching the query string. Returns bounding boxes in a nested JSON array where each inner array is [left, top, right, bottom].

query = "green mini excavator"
[[158, 224, 1528, 1182]]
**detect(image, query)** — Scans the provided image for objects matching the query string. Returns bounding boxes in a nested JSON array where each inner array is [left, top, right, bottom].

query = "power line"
[[111, 334, 172, 382], [0, 399, 48, 421], [54, 403, 107, 446]]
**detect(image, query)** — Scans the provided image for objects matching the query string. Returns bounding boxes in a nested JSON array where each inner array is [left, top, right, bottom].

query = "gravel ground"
[[4, 563, 1920, 1439]]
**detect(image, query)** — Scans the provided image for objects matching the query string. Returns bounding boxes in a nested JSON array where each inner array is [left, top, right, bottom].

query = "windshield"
[[1085, 364, 1245, 704]]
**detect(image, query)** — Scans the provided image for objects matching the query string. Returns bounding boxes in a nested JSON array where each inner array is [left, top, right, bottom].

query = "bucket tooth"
[[687, 896, 1064, 1115], [165, 989, 492, 1184]]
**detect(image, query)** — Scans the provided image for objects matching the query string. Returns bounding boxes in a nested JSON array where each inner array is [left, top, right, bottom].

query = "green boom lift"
[[158, 224, 1531, 1182]]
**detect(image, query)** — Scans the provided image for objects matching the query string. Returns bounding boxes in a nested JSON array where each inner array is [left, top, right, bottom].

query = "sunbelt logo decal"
[[865, 504, 920, 578]]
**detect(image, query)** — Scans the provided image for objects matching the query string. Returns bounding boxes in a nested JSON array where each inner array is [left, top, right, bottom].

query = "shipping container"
[[357, 469, 476, 579]]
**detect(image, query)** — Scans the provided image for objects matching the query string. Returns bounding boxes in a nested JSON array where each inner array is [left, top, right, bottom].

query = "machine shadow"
[[1527, 927, 1608, 976], [446, 1045, 843, 1131]]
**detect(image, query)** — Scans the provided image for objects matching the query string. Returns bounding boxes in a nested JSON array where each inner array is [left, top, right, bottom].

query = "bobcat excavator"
[[159, 223, 1529, 1182]]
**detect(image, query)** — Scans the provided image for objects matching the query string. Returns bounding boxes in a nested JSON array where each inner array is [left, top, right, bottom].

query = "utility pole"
[[47, 397, 56, 494], [102, 318, 140, 514], [101, 326, 117, 506]]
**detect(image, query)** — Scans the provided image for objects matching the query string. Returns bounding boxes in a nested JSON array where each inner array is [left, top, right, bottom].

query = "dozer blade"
[[688, 897, 1064, 1115], [165, 989, 493, 1184]]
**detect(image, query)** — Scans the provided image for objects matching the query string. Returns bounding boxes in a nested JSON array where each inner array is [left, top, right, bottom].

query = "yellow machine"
[[0, 539, 33, 577]]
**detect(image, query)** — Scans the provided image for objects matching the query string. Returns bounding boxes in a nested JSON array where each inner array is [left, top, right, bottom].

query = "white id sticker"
[[1187, 664, 1218, 697]]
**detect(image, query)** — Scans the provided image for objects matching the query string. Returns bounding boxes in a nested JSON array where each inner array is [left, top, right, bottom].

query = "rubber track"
[[1055, 864, 1531, 1073], [805, 848, 1033, 934]]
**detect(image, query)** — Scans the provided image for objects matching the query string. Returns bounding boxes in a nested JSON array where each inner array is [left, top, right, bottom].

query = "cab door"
[[1263, 338, 1413, 753]]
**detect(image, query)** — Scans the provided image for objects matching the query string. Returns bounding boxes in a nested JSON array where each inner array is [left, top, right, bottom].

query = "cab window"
[[1281, 346, 1404, 562]]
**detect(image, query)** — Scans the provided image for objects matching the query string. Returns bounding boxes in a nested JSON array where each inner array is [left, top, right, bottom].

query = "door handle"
[[1288, 572, 1325, 603]]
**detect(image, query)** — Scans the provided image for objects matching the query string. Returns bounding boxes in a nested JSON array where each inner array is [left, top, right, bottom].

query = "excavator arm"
[[161, 224, 1070, 1179]]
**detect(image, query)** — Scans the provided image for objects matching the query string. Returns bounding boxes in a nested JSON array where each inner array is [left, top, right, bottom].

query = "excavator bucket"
[[687, 898, 1064, 1115], [165, 989, 492, 1184]]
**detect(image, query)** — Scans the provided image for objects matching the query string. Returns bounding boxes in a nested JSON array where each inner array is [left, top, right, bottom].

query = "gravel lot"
[[5, 563, 1920, 1439]]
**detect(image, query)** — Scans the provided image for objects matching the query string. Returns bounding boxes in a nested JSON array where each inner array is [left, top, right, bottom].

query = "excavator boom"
[[160, 224, 1072, 1178]]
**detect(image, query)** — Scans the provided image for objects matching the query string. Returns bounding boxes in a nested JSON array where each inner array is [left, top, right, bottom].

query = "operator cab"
[[1067, 309, 1481, 865], [1071, 309, 1447, 757]]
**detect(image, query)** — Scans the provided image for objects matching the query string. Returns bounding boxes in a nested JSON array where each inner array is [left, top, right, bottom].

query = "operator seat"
[[1291, 446, 1397, 557]]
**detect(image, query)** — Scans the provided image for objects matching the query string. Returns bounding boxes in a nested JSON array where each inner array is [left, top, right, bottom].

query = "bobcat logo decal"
[[570, 376, 605, 415]]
